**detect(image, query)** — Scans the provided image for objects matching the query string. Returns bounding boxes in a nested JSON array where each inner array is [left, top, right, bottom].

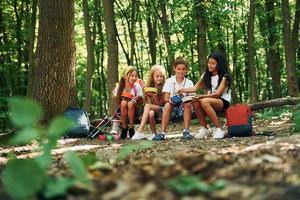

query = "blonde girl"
[[131, 65, 166, 140], [115, 66, 143, 139]]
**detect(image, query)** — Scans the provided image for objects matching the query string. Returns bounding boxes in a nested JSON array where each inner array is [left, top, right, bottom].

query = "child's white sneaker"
[[147, 133, 155, 140], [131, 131, 145, 140], [195, 127, 210, 139], [212, 128, 225, 139]]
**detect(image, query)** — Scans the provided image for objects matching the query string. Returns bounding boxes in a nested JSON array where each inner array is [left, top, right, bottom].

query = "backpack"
[[64, 108, 90, 138], [226, 104, 253, 137]]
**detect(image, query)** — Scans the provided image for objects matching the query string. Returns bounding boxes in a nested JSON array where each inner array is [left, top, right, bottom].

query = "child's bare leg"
[[127, 101, 136, 128], [120, 100, 128, 128], [148, 110, 157, 134], [200, 98, 223, 128], [161, 103, 173, 132], [183, 102, 192, 129], [137, 104, 151, 132], [192, 100, 208, 128]]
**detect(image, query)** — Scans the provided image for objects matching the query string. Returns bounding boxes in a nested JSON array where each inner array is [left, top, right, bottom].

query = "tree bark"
[[282, 0, 299, 96], [194, 0, 207, 75], [27, 0, 38, 97], [33, 0, 77, 123], [103, 0, 119, 115], [159, 0, 173, 76], [82, 0, 95, 113], [265, 0, 282, 99], [249, 97, 300, 111], [146, 0, 157, 66], [247, 0, 257, 103]]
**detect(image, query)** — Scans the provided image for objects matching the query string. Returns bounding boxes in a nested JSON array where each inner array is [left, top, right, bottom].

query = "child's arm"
[[194, 78, 227, 99], [177, 79, 203, 95]]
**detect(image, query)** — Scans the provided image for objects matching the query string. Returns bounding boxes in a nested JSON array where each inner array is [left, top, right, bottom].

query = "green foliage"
[[118, 141, 153, 160], [3, 159, 47, 200], [256, 106, 292, 120], [8, 97, 43, 128], [165, 175, 226, 196], [44, 177, 75, 199], [2, 97, 93, 200], [64, 151, 93, 189], [293, 104, 300, 132]]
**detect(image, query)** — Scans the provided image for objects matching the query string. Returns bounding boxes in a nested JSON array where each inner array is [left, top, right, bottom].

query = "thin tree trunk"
[[103, 0, 119, 115], [265, 0, 282, 98], [145, 0, 157, 66], [82, 0, 95, 113], [282, 0, 299, 96], [33, 0, 77, 123], [13, 0, 23, 94], [27, 0, 38, 97], [247, 0, 257, 103], [129, 0, 137, 66], [159, 0, 173, 76], [194, 0, 207, 75]]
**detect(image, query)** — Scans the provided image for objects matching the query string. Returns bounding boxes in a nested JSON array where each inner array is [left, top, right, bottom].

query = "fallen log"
[[249, 97, 300, 111]]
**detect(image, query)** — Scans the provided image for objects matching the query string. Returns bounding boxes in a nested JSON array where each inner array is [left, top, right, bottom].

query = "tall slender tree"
[[83, 0, 95, 113], [32, 0, 77, 123], [103, 0, 119, 115], [247, 0, 257, 103], [282, 0, 299, 96], [194, 0, 207, 75], [27, 0, 38, 97]]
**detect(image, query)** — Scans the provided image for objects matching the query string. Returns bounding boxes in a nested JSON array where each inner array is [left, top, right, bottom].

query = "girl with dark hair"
[[177, 51, 231, 139]]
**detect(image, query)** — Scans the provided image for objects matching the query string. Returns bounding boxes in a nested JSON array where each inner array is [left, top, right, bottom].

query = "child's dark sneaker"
[[128, 128, 135, 139], [182, 129, 193, 140], [153, 133, 165, 141], [120, 127, 128, 139]]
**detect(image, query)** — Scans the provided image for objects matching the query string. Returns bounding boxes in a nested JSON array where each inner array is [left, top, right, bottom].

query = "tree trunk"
[[265, 0, 282, 99], [146, 0, 157, 66], [103, 0, 119, 115], [27, 0, 38, 97], [249, 97, 300, 111], [129, 0, 137, 66], [159, 0, 173, 76], [247, 0, 257, 103], [194, 0, 207, 75], [82, 0, 95, 114], [33, 0, 77, 123], [282, 0, 299, 96]]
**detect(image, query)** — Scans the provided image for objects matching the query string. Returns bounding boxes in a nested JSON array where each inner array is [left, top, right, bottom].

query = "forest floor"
[[1, 113, 300, 200]]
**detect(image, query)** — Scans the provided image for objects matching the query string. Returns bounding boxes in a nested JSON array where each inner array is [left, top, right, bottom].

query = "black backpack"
[[64, 108, 90, 138]]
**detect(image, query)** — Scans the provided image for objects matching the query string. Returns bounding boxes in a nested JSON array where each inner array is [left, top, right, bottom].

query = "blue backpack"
[[64, 108, 90, 138]]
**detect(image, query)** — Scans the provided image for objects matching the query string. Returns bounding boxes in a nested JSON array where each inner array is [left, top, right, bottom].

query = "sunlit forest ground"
[[1, 110, 300, 200]]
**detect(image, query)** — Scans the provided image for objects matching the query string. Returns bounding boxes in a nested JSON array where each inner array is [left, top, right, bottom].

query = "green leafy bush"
[[2, 97, 93, 200]]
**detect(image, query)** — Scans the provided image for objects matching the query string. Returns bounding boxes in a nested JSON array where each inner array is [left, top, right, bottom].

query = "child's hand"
[[192, 95, 202, 99], [131, 97, 137, 104], [176, 88, 184, 95]]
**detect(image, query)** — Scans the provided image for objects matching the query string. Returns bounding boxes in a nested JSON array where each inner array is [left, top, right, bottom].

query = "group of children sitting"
[[114, 51, 231, 141]]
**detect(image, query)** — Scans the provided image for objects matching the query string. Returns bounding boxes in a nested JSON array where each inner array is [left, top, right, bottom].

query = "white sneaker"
[[212, 128, 225, 139], [131, 131, 145, 140], [194, 127, 210, 139], [147, 133, 155, 140]]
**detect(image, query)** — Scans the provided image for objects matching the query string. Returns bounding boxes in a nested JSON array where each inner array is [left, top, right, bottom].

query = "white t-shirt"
[[162, 76, 194, 97], [207, 74, 231, 102]]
